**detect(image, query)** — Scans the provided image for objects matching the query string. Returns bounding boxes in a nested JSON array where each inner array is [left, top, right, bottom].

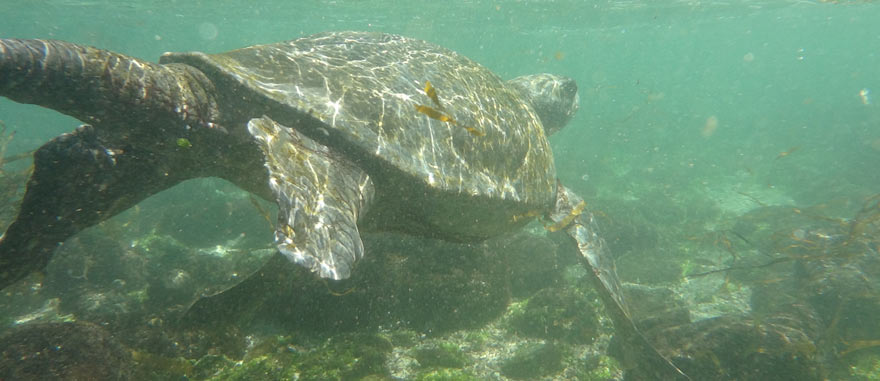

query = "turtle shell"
[[161, 31, 557, 240]]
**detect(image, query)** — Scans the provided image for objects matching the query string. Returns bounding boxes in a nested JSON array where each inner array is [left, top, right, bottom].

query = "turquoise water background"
[[2, 0, 879, 210], [2, 1, 880, 379]]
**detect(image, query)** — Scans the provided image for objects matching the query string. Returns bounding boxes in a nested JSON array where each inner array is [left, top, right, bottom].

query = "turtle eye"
[[560, 79, 578, 100]]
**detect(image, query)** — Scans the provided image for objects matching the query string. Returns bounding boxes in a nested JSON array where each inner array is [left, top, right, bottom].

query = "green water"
[[2, 1, 880, 380], [2, 0, 879, 205]]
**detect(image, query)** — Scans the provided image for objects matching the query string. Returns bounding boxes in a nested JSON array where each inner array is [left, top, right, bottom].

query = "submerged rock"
[[638, 315, 824, 381], [0, 321, 132, 380], [185, 231, 511, 340], [500, 342, 565, 380], [414, 342, 469, 369], [505, 286, 600, 344], [500, 230, 563, 297]]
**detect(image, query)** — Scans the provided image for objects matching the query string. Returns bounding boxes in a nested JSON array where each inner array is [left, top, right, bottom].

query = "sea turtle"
[[0, 31, 687, 378]]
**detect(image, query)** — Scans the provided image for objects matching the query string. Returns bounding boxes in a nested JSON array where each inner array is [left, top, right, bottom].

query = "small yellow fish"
[[424, 80, 444, 110], [415, 104, 485, 136], [416, 80, 485, 137], [775, 146, 800, 159], [462, 126, 486, 137], [176, 138, 192, 148], [415, 104, 455, 123]]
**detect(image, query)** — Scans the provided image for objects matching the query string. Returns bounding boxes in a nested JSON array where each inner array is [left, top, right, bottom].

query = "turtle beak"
[[561, 78, 578, 102]]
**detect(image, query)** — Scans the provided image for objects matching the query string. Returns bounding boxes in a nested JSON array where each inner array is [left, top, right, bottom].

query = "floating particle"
[[701, 115, 719, 138], [859, 88, 871, 105]]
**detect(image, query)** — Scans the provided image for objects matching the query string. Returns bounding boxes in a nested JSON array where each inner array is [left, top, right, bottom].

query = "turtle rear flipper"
[[0, 125, 188, 289], [550, 184, 690, 380], [248, 116, 375, 280]]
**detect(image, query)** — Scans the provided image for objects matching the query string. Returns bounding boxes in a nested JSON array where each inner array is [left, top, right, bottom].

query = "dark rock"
[[297, 333, 393, 380], [506, 286, 599, 344], [500, 343, 565, 380], [631, 315, 824, 381], [594, 199, 661, 257], [0, 321, 132, 380], [189, 232, 511, 336], [622, 283, 691, 332], [498, 231, 561, 297], [191, 354, 235, 379]]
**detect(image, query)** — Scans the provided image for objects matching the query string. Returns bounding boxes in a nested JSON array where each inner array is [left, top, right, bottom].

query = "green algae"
[[180, 332, 395, 380], [504, 286, 599, 345], [500, 342, 566, 380], [414, 341, 469, 369], [415, 368, 479, 381]]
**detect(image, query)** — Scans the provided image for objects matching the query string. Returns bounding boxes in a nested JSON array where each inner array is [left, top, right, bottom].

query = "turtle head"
[[507, 74, 579, 135]]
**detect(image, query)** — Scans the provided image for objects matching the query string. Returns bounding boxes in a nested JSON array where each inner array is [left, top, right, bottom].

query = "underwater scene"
[[1, 0, 879, 380]]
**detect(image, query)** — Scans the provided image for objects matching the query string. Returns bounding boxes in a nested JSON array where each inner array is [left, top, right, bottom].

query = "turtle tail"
[[0, 39, 219, 129]]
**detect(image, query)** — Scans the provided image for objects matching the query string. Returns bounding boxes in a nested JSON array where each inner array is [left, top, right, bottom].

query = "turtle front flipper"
[[0, 39, 239, 290], [550, 184, 690, 380], [0, 125, 190, 289], [248, 116, 375, 280], [0, 39, 219, 131]]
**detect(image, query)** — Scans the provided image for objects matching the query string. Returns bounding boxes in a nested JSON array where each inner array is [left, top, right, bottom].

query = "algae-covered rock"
[[415, 368, 479, 381], [0, 321, 132, 380], [197, 332, 392, 380], [295, 333, 393, 380], [414, 342, 469, 369], [500, 230, 562, 297], [191, 354, 235, 379], [130, 350, 196, 380], [634, 315, 823, 381], [213, 355, 289, 381], [214, 232, 511, 336], [621, 283, 691, 333], [500, 343, 565, 380], [505, 286, 599, 344]]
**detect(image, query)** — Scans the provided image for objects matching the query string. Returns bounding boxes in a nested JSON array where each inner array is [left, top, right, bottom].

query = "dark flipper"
[[550, 184, 690, 380], [0, 125, 190, 289], [0, 39, 262, 290], [0, 39, 219, 131]]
